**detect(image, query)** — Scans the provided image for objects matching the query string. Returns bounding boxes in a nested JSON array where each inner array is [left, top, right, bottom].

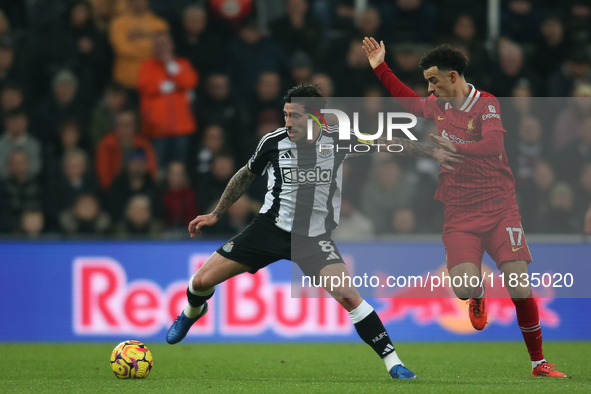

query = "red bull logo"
[[72, 255, 352, 337], [375, 263, 559, 334]]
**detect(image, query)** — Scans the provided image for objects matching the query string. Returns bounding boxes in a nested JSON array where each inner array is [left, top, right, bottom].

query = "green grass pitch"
[[0, 342, 589, 393]]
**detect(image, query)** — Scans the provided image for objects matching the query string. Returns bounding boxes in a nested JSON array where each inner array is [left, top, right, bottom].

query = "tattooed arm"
[[188, 165, 257, 237]]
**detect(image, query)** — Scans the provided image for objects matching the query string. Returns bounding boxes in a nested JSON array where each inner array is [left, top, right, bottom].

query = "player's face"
[[423, 66, 455, 98], [284, 102, 310, 142]]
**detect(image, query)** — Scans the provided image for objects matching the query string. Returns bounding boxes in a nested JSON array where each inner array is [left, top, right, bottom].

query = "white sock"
[[532, 359, 546, 369], [348, 300, 374, 323], [184, 273, 214, 318], [384, 351, 404, 370]]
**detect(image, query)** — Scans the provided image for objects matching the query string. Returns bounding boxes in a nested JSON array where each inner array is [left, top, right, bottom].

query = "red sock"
[[512, 297, 544, 361]]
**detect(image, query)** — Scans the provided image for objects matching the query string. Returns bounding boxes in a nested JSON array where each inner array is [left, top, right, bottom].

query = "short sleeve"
[[247, 136, 273, 176]]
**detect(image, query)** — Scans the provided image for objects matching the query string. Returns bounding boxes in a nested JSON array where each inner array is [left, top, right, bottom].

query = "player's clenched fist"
[[188, 213, 219, 237]]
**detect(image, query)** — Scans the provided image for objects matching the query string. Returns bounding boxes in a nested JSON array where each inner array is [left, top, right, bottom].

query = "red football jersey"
[[374, 63, 517, 212]]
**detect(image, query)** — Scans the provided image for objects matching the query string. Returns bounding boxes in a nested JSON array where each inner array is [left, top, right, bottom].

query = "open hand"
[[429, 133, 456, 153], [188, 213, 218, 237], [362, 37, 386, 69], [433, 148, 463, 172]]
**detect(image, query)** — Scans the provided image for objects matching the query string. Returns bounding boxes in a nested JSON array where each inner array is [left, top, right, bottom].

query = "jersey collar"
[[444, 83, 480, 112]]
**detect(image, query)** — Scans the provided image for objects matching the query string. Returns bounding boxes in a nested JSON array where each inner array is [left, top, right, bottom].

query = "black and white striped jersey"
[[247, 125, 367, 237]]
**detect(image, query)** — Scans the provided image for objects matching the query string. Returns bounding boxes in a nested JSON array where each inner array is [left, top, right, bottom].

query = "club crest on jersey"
[[222, 241, 234, 253], [318, 145, 333, 158], [467, 119, 474, 132]]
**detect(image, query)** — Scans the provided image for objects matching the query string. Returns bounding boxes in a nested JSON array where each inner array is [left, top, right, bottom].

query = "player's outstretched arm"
[[188, 165, 257, 237], [388, 136, 463, 171]]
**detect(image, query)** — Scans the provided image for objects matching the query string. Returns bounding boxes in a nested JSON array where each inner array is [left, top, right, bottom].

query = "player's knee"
[[507, 285, 531, 300], [451, 284, 473, 300], [192, 271, 215, 292]]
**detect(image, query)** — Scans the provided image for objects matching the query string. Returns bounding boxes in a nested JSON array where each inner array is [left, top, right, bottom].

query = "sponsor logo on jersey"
[[441, 130, 475, 145], [482, 113, 500, 121], [488, 105, 497, 113], [281, 167, 332, 184]]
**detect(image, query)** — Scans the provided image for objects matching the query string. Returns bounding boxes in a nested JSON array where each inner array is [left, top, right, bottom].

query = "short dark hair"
[[5, 107, 27, 119], [283, 84, 326, 111], [418, 44, 469, 76]]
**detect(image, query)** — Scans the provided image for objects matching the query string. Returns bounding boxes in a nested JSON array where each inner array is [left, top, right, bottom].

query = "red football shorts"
[[442, 204, 533, 270]]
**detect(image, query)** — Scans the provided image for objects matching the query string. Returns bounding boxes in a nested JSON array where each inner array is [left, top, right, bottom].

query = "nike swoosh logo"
[[438, 116, 445, 120], [512, 246, 523, 252]]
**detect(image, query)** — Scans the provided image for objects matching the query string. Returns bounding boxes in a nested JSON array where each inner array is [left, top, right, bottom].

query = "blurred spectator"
[[501, 0, 544, 44], [332, 199, 374, 240], [531, 17, 573, 82], [566, 0, 591, 44], [310, 73, 333, 97], [19, 210, 45, 238], [446, 14, 490, 84], [89, 81, 129, 147], [487, 40, 540, 97], [59, 193, 111, 235], [91, 0, 129, 31], [138, 31, 198, 172], [226, 17, 287, 99], [35, 69, 88, 144], [539, 182, 578, 233], [507, 116, 550, 183], [386, 0, 436, 43], [175, 6, 223, 78], [288, 50, 314, 86], [361, 160, 415, 234], [574, 162, 591, 231], [0, 150, 43, 232], [0, 109, 42, 179], [585, 203, 591, 234], [0, 37, 23, 91], [49, 0, 111, 107], [357, 7, 385, 40], [107, 148, 162, 219], [194, 124, 226, 177], [95, 108, 157, 189], [196, 73, 247, 151], [46, 148, 98, 227], [517, 161, 555, 231], [0, 81, 25, 126], [0, 9, 11, 39], [250, 71, 283, 122], [332, 39, 376, 97], [115, 194, 162, 237], [391, 208, 417, 234], [557, 116, 591, 183], [163, 161, 198, 229], [269, 0, 322, 59], [553, 84, 591, 152], [209, 0, 254, 31], [197, 152, 235, 212], [109, 0, 169, 88], [547, 48, 591, 97], [390, 43, 424, 86]]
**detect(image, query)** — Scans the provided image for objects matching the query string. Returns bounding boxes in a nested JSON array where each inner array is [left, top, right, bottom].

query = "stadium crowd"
[[0, 0, 590, 238]]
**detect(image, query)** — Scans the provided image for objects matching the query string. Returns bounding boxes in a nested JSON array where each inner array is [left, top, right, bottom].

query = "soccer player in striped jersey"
[[166, 84, 462, 380], [363, 37, 566, 378]]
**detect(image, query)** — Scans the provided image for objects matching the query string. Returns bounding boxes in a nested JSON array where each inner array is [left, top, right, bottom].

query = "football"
[[110, 340, 153, 379]]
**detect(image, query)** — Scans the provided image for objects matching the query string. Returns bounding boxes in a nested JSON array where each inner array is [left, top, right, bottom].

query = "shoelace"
[[537, 363, 557, 370], [468, 299, 482, 315]]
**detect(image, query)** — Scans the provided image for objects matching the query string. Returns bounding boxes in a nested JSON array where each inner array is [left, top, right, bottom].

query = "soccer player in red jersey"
[[363, 37, 566, 378]]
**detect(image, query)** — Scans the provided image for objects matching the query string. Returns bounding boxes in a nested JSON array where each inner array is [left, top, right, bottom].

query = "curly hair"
[[418, 45, 469, 76]]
